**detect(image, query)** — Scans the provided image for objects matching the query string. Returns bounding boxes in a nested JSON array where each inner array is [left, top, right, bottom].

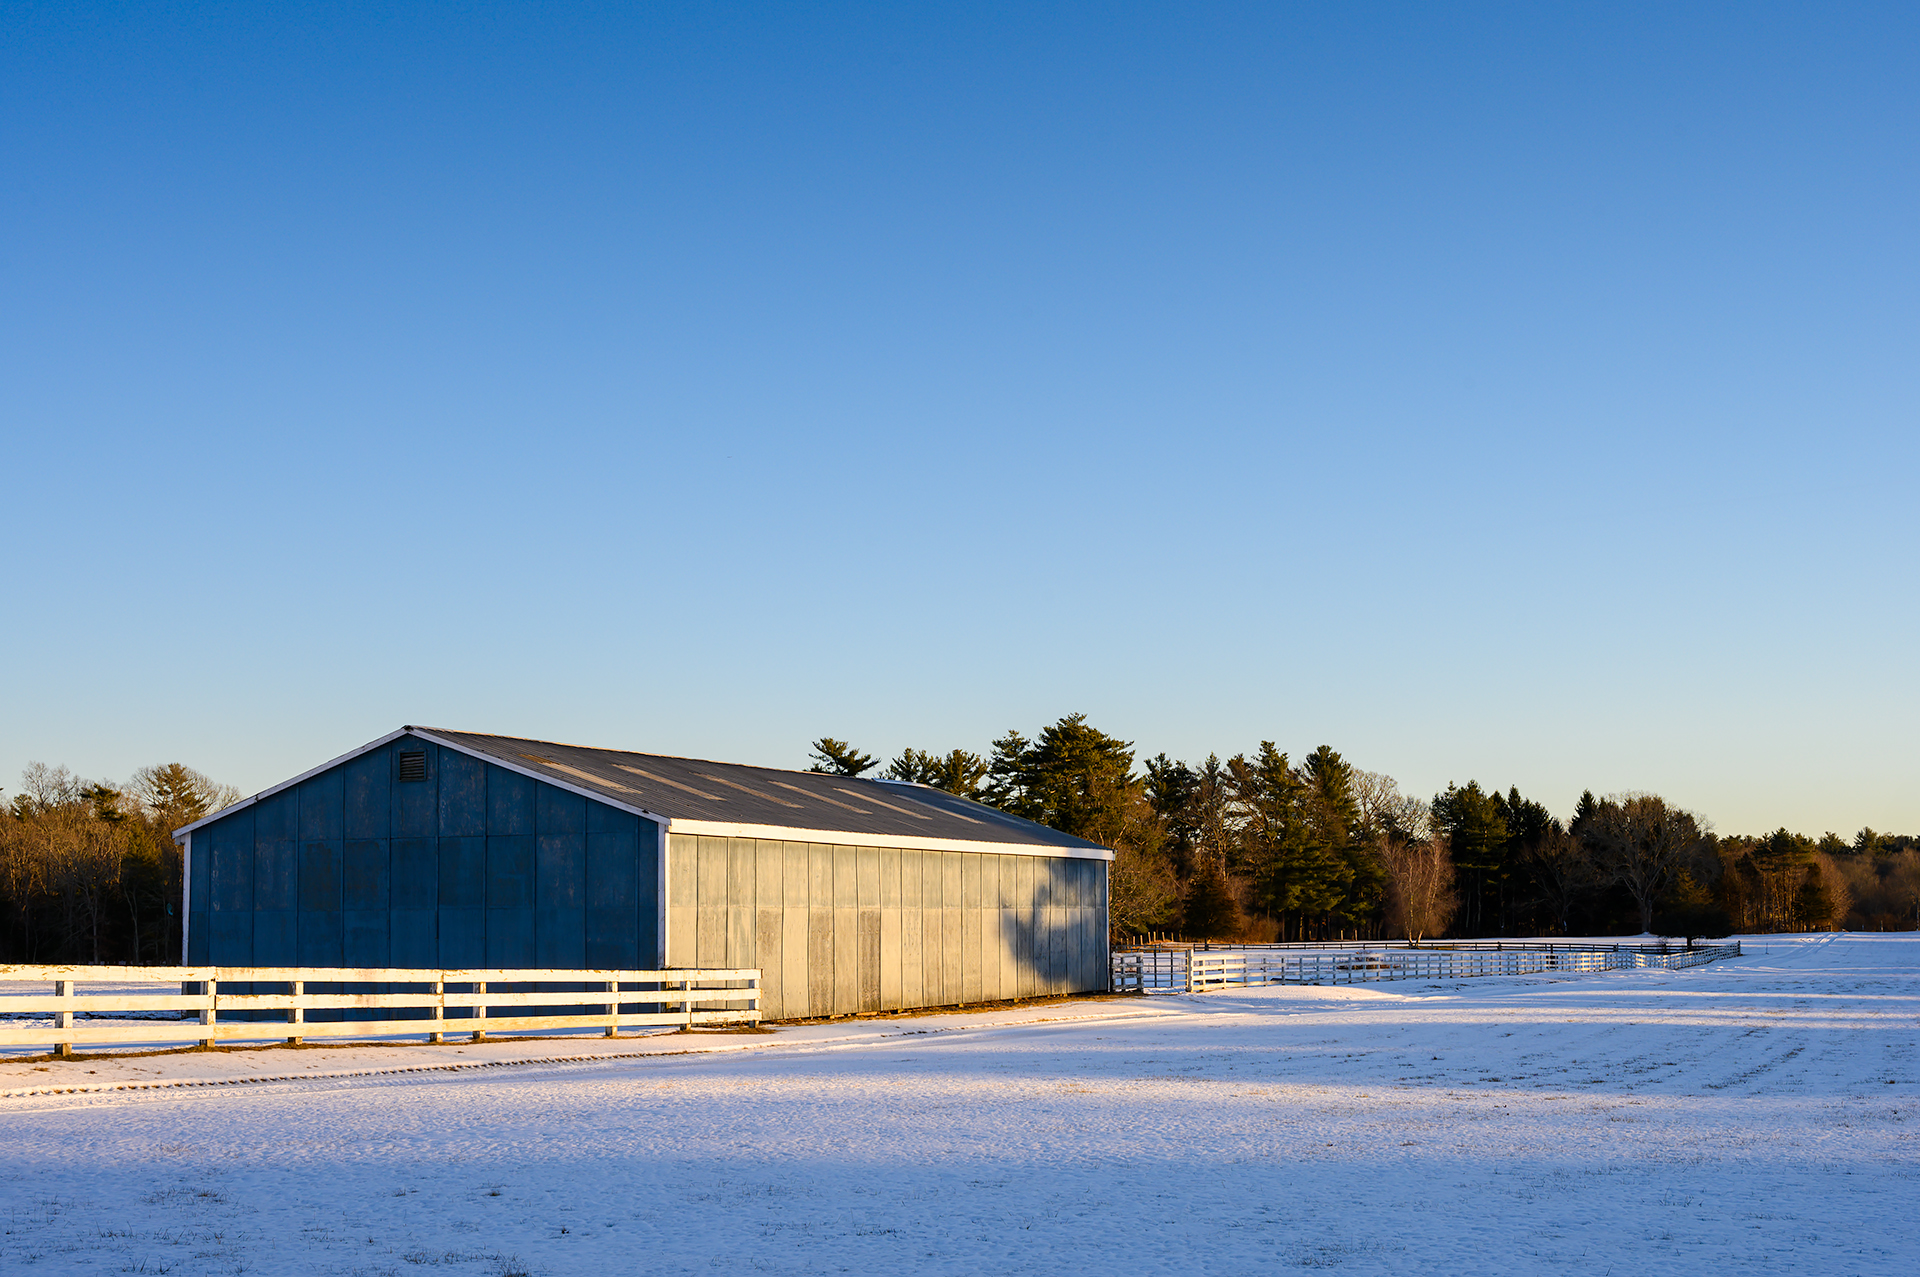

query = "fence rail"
[[0, 964, 760, 1055], [1111, 942, 1742, 993], [1117, 938, 1722, 954]]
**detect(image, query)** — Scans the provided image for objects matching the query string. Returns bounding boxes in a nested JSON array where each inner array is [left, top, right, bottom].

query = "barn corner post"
[[655, 811, 671, 968], [175, 829, 196, 1016], [176, 830, 192, 965]]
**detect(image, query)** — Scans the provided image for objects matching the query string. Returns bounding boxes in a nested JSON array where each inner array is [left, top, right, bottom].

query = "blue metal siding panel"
[[390, 908, 436, 967], [253, 911, 296, 965], [298, 908, 342, 966], [253, 790, 295, 841], [254, 840, 296, 911], [298, 770, 343, 842], [487, 836, 534, 908], [585, 805, 653, 964], [344, 910, 389, 966], [487, 764, 534, 835], [538, 833, 584, 909], [299, 841, 342, 913], [209, 910, 252, 964], [343, 750, 391, 840], [639, 820, 661, 965], [439, 836, 486, 908], [391, 838, 437, 909], [585, 908, 639, 969], [392, 742, 437, 837], [584, 797, 624, 836], [344, 840, 389, 910], [537, 907, 586, 968], [487, 909, 535, 966], [438, 749, 487, 838], [585, 815, 638, 907], [537, 783, 584, 834], [210, 844, 251, 917], [209, 812, 254, 913], [438, 907, 485, 967], [189, 821, 220, 964]]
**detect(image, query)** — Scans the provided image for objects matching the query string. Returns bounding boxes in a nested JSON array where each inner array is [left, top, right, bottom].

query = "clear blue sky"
[[3, 3, 1914, 837]]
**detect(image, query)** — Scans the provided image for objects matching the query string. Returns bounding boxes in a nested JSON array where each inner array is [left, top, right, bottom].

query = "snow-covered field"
[[2, 933, 1915, 1275]]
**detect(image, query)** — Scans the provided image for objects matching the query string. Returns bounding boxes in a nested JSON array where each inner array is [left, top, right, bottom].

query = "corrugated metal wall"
[[188, 740, 661, 970], [664, 834, 1109, 1019]]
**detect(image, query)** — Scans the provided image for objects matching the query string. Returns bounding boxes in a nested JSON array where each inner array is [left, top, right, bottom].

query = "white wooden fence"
[[0, 965, 760, 1055], [1111, 941, 1742, 993]]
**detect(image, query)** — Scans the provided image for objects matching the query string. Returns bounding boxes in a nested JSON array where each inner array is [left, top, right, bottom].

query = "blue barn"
[[173, 727, 1113, 1019]]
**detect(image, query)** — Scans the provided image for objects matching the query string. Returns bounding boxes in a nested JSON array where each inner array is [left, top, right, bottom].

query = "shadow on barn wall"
[[666, 835, 1108, 1021]]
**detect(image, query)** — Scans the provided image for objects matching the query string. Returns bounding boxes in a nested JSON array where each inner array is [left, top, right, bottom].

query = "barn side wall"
[[187, 740, 662, 970], [664, 834, 1109, 1020]]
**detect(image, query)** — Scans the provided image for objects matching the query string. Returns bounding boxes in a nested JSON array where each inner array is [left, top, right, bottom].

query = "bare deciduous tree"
[[1108, 839, 1180, 939], [1528, 825, 1593, 935], [1352, 770, 1430, 840], [3, 760, 241, 964], [1377, 832, 1457, 943], [1581, 793, 1710, 934]]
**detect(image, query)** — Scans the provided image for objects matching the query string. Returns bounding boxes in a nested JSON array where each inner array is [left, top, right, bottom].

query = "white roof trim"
[[173, 726, 672, 839], [664, 818, 1113, 860]]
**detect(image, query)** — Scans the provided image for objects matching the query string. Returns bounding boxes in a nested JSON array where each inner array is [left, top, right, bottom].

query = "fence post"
[[431, 977, 446, 1044], [287, 979, 304, 1045], [200, 977, 218, 1049], [54, 979, 73, 1058], [683, 976, 694, 1029], [605, 980, 619, 1038], [471, 980, 487, 1043]]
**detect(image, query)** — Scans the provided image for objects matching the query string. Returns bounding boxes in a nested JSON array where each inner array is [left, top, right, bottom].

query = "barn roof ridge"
[[417, 727, 1108, 856], [176, 726, 1110, 860]]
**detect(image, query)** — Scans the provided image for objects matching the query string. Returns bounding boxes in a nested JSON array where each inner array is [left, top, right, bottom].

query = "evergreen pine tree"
[[1569, 790, 1601, 839], [1432, 782, 1509, 935], [1182, 857, 1246, 940], [808, 738, 878, 776]]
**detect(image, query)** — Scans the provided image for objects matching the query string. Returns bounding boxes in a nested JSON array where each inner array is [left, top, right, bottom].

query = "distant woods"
[[0, 763, 238, 965], [4, 723, 1911, 966], [814, 717, 1920, 943]]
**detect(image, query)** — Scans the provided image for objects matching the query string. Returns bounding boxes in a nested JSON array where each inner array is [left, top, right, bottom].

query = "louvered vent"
[[398, 750, 428, 782]]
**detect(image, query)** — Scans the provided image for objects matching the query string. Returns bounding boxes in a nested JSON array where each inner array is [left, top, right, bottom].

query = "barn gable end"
[[185, 735, 661, 970]]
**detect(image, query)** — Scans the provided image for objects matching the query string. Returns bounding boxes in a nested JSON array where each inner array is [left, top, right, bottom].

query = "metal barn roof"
[[176, 727, 1112, 860]]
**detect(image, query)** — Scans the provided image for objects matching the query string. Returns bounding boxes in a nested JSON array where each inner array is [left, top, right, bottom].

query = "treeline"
[[813, 716, 1920, 942], [0, 762, 238, 964], [7, 723, 1912, 964]]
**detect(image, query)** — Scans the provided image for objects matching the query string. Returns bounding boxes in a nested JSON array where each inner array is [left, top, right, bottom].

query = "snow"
[[1, 933, 1915, 1275]]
